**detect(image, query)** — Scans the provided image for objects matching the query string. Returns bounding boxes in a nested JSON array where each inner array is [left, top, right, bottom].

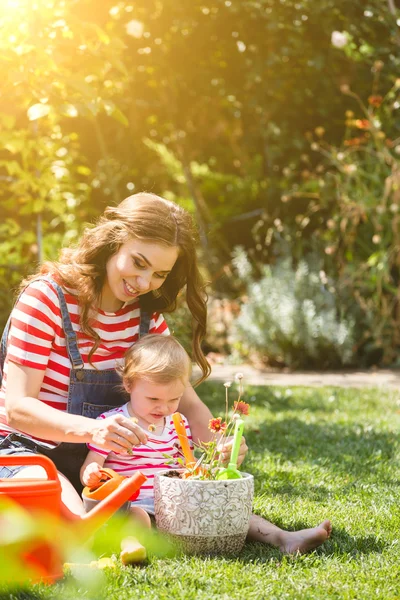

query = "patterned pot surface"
[[154, 471, 254, 551]]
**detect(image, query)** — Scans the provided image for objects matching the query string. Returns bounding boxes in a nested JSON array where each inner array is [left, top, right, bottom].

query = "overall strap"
[[50, 281, 84, 371], [139, 308, 151, 338], [0, 277, 84, 382], [0, 316, 11, 383]]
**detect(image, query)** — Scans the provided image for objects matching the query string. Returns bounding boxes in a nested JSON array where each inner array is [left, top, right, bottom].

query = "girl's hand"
[[217, 435, 248, 467], [82, 462, 103, 487], [90, 414, 148, 454]]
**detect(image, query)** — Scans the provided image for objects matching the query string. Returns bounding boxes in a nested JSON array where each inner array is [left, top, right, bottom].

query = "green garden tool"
[[216, 418, 244, 480]]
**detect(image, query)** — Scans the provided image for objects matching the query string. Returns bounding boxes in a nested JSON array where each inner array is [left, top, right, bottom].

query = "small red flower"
[[344, 136, 367, 147], [234, 401, 250, 416], [208, 417, 227, 433], [354, 119, 371, 130], [368, 95, 383, 108]]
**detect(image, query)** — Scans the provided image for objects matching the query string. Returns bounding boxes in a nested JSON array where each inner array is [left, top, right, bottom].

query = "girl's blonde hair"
[[23, 192, 210, 382], [120, 334, 192, 389]]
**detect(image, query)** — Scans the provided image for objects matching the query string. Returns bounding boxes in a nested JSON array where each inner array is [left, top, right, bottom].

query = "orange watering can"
[[0, 454, 146, 584]]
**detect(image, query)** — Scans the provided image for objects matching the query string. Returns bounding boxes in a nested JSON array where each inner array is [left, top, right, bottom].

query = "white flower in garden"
[[224, 381, 232, 388], [235, 372, 244, 381], [125, 20, 144, 38], [331, 31, 348, 49]]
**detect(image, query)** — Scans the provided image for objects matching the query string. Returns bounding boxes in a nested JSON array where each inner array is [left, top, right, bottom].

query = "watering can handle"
[[229, 419, 244, 467], [0, 454, 59, 481]]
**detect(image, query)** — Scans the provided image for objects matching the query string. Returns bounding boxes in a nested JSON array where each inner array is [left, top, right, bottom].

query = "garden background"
[[1, 3, 400, 599], [1, 0, 400, 370]]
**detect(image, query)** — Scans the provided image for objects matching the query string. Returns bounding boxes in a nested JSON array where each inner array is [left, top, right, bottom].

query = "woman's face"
[[101, 239, 179, 311]]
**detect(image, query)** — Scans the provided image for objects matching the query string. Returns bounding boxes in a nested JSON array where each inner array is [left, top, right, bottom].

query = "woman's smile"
[[123, 279, 139, 297]]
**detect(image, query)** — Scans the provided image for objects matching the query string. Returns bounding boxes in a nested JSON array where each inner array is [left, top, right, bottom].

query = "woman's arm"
[[179, 385, 248, 466], [5, 361, 148, 451]]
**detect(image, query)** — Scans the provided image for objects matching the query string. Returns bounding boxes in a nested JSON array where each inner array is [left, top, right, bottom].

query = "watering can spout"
[[79, 472, 146, 537], [61, 472, 147, 537]]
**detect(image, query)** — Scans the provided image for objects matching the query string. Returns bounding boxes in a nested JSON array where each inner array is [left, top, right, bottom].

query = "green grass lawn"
[[3, 384, 400, 600]]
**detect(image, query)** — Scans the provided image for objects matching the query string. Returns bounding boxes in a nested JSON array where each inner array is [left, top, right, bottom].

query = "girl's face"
[[102, 239, 179, 311], [126, 378, 187, 429]]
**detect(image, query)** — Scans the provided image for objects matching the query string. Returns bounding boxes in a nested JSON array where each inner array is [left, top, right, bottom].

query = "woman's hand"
[[90, 414, 148, 454], [217, 435, 248, 467], [82, 462, 103, 487]]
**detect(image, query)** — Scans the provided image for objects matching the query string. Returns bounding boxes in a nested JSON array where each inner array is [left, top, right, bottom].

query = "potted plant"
[[154, 375, 254, 555]]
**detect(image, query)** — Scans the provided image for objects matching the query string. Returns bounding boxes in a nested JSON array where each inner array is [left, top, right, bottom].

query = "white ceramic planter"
[[154, 471, 254, 555]]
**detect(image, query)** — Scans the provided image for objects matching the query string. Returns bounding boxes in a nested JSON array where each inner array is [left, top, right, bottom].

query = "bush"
[[286, 66, 400, 365], [231, 248, 355, 369], [164, 300, 193, 358]]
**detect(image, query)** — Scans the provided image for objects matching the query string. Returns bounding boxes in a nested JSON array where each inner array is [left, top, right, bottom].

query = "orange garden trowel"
[[82, 467, 141, 509], [216, 418, 244, 480], [82, 468, 126, 501], [172, 412, 196, 469]]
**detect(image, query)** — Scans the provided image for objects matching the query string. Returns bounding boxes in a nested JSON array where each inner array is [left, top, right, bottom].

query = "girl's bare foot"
[[279, 520, 332, 554]]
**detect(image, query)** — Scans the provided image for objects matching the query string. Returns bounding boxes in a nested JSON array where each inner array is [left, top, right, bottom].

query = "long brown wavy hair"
[[23, 193, 210, 383]]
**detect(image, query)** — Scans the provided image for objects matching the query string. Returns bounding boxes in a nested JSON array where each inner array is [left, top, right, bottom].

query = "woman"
[[0, 192, 245, 514], [0, 193, 330, 553]]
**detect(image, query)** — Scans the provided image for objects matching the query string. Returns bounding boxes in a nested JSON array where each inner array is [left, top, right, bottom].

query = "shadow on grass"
[[201, 525, 387, 566], [246, 418, 397, 478], [248, 468, 334, 500], [239, 535, 387, 563], [238, 525, 387, 562], [0, 591, 43, 600], [325, 527, 388, 556]]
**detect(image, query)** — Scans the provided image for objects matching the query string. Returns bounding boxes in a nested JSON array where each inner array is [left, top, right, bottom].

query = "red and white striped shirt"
[[0, 279, 169, 441], [87, 403, 192, 500]]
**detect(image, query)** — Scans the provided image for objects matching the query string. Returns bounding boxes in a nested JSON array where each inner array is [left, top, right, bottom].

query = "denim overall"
[[0, 277, 150, 492]]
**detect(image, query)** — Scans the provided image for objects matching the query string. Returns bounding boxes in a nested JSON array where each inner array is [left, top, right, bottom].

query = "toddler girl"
[[81, 334, 331, 557], [80, 334, 191, 527]]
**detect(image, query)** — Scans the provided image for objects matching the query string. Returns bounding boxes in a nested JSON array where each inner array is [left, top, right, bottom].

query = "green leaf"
[[4, 140, 25, 154], [90, 23, 110, 45], [102, 100, 129, 127], [76, 165, 91, 176], [0, 114, 16, 129], [59, 103, 79, 117], [110, 105, 129, 127], [27, 103, 50, 121]]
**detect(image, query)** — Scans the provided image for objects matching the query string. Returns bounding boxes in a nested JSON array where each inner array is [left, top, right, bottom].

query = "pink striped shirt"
[[87, 404, 192, 500], [0, 279, 169, 442]]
